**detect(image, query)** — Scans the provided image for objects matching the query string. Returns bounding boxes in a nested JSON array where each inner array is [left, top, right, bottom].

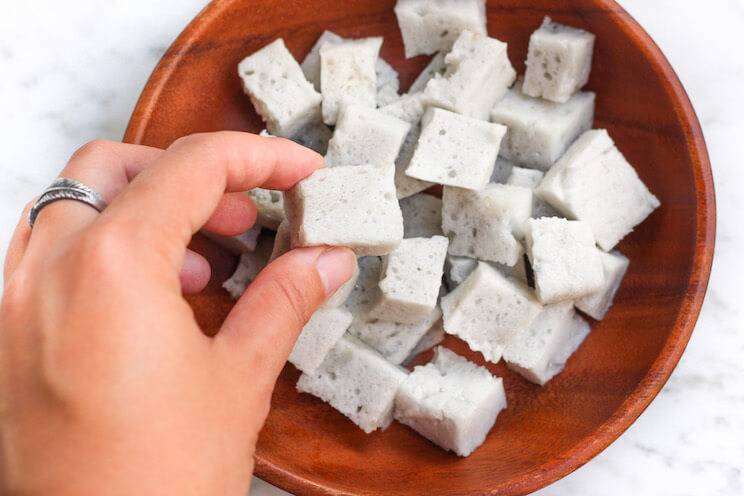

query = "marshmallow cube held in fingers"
[[369, 236, 449, 324], [522, 17, 596, 104], [394, 347, 507, 456], [490, 83, 595, 171], [524, 217, 605, 304], [405, 107, 506, 191], [424, 30, 516, 120], [320, 38, 382, 125], [238, 39, 322, 138], [395, 0, 487, 58], [297, 335, 408, 433], [441, 262, 542, 364], [535, 129, 660, 251], [503, 302, 591, 385], [284, 164, 404, 256], [325, 105, 411, 168]]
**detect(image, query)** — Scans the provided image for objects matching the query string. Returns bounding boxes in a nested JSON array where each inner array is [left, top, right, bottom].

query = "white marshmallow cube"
[[345, 256, 442, 364], [399, 193, 443, 238], [320, 38, 382, 125], [503, 301, 591, 385], [424, 31, 516, 120], [284, 164, 404, 256], [394, 0, 486, 58], [524, 217, 605, 304], [442, 184, 531, 266], [325, 105, 411, 168], [297, 334, 408, 433], [238, 39, 322, 138], [535, 129, 661, 251], [289, 307, 353, 374], [370, 236, 449, 324], [576, 250, 629, 320], [406, 107, 506, 190], [523, 17, 596, 104], [394, 347, 507, 456], [441, 262, 542, 364], [490, 83, 595, 170], [506, 167, 564, 220]]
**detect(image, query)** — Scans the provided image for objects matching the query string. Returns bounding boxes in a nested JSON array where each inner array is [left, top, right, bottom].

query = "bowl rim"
[[123, 1, 716, 494]]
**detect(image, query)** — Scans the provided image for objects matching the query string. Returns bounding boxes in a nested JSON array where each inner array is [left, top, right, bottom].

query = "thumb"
[[215, 246, 356, 386]]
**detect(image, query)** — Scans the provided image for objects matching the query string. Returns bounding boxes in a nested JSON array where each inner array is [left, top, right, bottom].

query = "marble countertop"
[[1, 1, 741, 494]]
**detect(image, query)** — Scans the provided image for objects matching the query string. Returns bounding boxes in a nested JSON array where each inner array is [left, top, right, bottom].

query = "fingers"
[[28, 141, 163, 249], [216, 246, 355, 386], [201, 193, 257, 236], [3, 201, 34, 286], [100, 132, 322, 271], [180, 249, 211, 294]]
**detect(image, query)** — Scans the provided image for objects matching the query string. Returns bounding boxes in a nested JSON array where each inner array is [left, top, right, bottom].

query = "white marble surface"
[[0, 1, 741, 494]]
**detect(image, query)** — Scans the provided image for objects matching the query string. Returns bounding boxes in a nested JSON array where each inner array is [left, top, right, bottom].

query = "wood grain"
[[123, 1, 716, 494]]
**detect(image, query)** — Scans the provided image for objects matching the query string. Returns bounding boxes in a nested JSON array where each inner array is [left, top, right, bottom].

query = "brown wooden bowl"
[[124, 1, 715, 494]]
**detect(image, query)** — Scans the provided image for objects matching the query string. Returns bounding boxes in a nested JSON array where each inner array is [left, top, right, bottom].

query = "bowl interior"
[[124, 1, 714, 494]]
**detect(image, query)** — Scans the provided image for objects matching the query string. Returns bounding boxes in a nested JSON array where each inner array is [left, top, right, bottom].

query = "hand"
[[0, 132, 356, 496]]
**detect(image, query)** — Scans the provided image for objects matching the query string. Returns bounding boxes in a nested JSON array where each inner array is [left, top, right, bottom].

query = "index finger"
[[99, 131, 322, 266]]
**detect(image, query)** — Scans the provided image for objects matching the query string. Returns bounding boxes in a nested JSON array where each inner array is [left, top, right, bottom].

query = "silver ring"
[[29, 177, 108, 227]]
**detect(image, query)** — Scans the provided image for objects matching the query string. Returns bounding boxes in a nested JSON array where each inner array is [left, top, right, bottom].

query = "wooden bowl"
[[124, 1, 715, 494]]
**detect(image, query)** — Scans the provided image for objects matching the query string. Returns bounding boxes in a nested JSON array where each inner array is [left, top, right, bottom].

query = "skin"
[[0, 132, 356, 496]]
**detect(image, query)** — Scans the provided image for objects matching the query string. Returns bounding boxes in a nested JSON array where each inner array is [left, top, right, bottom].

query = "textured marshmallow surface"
[[345, 257, 443, 364], [576, 249, 629, 320], [394, 0, 486, 58], [289, 307, 353, 374], [238, 39, 322, 138], [406, 107, 506, 190], [535, 129, 661, 251], [525, 217, 605, 304], [247, 188, 285, 230], [442, 184, 530, 266], [503, 301, 591, 385], [407, 52, 447, 94], [399, 193, 443, 238], [370, 236, 449, 324], [284, 164, 404, 256], [301, 30, 345, 90], [325, 104, 411, 168], [202, 224, 261, 254], [380, 93, 434, 198], [424, 31, 516, 120], [491, 83, 595, 170], [523, 17, 596, 104], [441, 262, 542, 364], [221, 234, 274, 299], [297, 334, 408, 433], [395, 347, 507, 456], [320, 38, 382, 125], [376, 58, 401, 106]]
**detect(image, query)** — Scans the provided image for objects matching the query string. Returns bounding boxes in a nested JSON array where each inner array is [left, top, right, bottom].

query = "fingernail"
[[315, 247, 356, 296]]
